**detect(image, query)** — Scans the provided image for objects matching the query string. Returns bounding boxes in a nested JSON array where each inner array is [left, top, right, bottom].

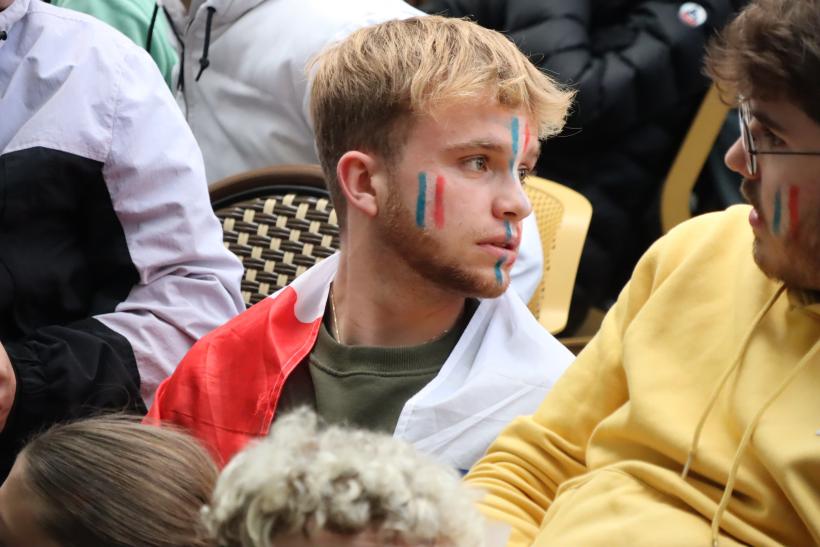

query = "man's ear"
[[336, 151, 382, 218]]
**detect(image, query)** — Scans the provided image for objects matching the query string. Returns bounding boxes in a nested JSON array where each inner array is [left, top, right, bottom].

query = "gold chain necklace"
[[329, 285, 456, 345], [330, 284, 343, 343]]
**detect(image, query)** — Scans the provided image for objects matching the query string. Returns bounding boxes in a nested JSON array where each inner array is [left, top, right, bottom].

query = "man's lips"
[[740, 178, 766, 231], [749, 206, 766, 230], [477, 236, 520, 263]]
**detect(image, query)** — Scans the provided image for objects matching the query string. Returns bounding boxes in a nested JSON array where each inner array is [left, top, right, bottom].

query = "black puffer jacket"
[[420, 0, 744, 327]]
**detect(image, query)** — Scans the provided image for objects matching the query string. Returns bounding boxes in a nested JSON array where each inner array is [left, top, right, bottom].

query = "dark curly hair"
[[705, 0, 820, 124]]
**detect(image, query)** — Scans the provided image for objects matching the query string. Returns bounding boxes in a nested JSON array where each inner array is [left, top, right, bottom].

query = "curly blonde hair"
[[202, 408, 487, 546]]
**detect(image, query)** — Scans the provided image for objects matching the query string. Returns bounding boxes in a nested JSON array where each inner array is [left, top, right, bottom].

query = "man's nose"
[[725, 137, 755, 179]]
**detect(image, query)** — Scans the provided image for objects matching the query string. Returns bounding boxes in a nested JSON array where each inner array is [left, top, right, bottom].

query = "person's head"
[[0, 0, 13, 11], [310, 16, 573, 297], [0, 415, 218, 547], [706, 0, 820, 291], [202, 408, 488, 547]]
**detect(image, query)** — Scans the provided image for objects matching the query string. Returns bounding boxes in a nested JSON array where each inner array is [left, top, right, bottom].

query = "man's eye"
[[464, 156, 488, 171], [759, 127, 785, 148], [517, 166, 531, 183]]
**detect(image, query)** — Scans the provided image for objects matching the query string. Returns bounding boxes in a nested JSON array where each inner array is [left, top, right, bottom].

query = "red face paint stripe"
[[523, 121, 531, 152], [434, 175, 446, 229], [789, 185, 800, 236]]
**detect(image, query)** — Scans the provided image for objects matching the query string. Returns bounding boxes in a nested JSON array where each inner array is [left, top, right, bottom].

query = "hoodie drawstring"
[[146, 2, 160, 54], [195, 6, 216, 82], [709, 340, 820, 547], [680, 284, 786, 480], [678, 282, 820, 546]]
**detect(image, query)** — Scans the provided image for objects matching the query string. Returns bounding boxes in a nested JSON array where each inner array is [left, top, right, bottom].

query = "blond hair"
[[20, 415, 218, 547], [203, 408, 487, 546], [309, 15, 574, 225]]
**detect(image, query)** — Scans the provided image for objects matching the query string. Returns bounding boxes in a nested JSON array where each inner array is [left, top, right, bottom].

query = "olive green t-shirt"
[[278, 299, 478, 433]]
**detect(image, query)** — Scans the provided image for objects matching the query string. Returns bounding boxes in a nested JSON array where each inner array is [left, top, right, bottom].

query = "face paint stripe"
[[772, 188, 782, 235], [416, 172, 427, 228], [788, 185, 800, 236], [434, 175, 446, 229], [494, 257, 505, 285], [523, 121, 531, 153], [504, 220, 513, 242], [509, 116, 520, 173]]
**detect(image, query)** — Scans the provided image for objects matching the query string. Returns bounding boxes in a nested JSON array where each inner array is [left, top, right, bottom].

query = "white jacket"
[[0, 0, 244, 427], [163, 0, 421, 182], [162, 0, 545, 301]]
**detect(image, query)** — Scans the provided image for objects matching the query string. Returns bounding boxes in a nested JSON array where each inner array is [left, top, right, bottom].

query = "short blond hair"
[[309, 15, 574, 225], [202, 408, 487, 546]]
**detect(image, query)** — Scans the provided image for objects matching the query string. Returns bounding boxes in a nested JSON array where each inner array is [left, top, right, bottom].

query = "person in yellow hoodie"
[[465, 0, 820, 545]]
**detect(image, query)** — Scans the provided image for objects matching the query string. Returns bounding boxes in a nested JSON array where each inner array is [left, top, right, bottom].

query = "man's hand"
[[0, 342, 16, 432]]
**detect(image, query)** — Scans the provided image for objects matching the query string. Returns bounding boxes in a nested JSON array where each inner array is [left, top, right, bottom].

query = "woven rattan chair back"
[[210, 165, 340, 307]]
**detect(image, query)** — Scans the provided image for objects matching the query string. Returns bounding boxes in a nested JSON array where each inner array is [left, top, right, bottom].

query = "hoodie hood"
[[161, 0, 266, 33]]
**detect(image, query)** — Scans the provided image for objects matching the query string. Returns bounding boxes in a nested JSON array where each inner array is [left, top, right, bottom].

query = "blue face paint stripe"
[[773, 188, 782, 235], [494, 257, 505, 285], [509, 117, 520, 173], [504, 220, 513, 242], [416, 172, 427, 228]]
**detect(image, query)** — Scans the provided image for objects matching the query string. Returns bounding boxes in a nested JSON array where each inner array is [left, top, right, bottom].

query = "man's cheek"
[[415, 171, 447, 229], [771, 185, 801, 239]]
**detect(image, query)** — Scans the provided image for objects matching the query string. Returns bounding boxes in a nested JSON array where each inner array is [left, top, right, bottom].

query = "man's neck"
[[331, 251, 467, 347]]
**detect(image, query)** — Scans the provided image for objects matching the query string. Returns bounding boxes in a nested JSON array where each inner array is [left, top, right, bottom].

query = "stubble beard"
[[379, 188, 507, 299], [741, 178, 820, 290]]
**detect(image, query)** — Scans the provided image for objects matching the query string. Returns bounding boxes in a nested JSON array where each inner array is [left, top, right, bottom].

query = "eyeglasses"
[[738, 100, 820, 176]]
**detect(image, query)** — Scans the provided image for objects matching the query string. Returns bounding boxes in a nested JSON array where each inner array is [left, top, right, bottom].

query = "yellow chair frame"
[[660, 84, 731, 233], [524, 176, 592, 334]]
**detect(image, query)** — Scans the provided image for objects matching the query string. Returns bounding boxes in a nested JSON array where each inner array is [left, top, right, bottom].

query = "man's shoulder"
[[645, 205, 754, 270], [23, 0, 162, 96], [30, 0, 147, 58], [619, 205, 760, 311]]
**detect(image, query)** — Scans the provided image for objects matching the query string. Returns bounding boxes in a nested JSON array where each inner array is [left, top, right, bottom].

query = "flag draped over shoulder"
[[147, 254, 574, 469]]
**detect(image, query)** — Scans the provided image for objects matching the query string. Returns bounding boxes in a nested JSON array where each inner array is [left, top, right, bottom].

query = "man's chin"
[[474, 279, 508, 299], [431, 268, 509, 299], [751, 238, 817, 289]]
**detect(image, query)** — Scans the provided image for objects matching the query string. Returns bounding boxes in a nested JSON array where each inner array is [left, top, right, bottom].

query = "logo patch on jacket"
[[678, 2, 708, 27]]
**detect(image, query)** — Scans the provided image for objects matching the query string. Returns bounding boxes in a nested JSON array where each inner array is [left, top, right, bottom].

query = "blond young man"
[[162, 0, 546, 303], [147, 16, 575, 472], [465, 0, 820, 545]]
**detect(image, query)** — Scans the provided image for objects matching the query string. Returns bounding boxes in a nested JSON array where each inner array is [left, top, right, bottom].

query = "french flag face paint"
[[416, 172, 447, 229], [772, 185, 800, 238]]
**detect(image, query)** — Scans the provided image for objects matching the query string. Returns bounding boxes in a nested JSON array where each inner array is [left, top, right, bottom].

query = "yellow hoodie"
[[466, 206, 820, 546]]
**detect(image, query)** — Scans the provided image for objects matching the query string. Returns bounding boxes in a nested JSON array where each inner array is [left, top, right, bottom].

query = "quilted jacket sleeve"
[[420, 0, 741, 137]]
